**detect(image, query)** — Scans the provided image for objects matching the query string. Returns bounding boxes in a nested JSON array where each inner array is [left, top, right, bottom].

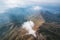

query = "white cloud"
[[4, 0, 35, 8], [4, 0, 26, 8], [0, 0, 34, 13], [2, 0, 60, 8], [22, 21, 36, 37], [0, 0, 60, 13], [33, 6, 42, 10]]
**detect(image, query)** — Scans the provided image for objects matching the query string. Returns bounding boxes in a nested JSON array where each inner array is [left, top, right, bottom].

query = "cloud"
[[2, 0, 35, 8], [22, 21, 36, 37], [0, 0, 60, 13], [0, 0, 34, 13], [1, 0, 60, 8], [32, 6, 42, 10]]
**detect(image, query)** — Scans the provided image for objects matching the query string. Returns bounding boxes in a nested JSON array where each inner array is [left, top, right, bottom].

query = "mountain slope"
[[0, 7, 45, 40]]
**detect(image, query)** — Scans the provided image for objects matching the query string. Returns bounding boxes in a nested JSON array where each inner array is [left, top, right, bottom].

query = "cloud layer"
[[22, 21, 36, 37], [0, 0, 60, 13]]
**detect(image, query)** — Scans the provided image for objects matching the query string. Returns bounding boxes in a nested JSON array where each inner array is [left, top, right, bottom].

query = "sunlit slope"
[[27, 12, 45, 31]]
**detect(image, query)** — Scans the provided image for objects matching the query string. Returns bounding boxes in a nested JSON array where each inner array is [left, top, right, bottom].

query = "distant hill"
[[40, 10, 60, 23]]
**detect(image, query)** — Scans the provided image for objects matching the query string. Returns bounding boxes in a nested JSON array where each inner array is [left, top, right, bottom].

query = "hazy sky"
[[0, 0, 60, 13]]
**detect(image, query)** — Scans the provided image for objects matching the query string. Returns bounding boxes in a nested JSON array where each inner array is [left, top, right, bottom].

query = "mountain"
[[0, 7, 45, 40], [41, 10, 60, 23], [0, 5, 60, 40], [38, 6, 60, 40]]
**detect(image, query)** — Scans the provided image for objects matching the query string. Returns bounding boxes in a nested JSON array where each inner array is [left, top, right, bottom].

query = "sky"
[[0, 0, 60, 13]]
